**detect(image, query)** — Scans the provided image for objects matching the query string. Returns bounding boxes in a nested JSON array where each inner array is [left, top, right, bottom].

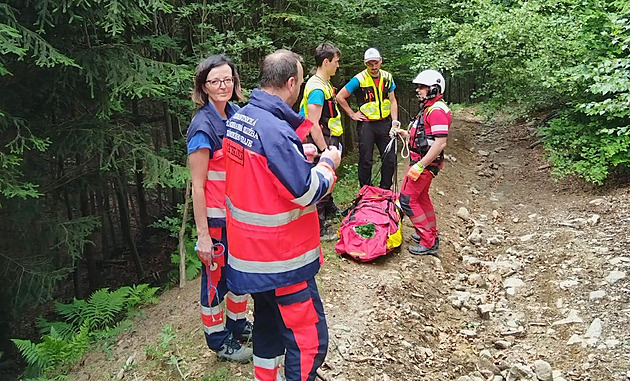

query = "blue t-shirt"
[[344, 76, 397, 94], [298, 89, 325, 116], [187, 130, 213, 154]]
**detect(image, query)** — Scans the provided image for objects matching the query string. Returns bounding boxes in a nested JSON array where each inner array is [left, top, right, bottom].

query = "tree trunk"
[[80, 186, 101, 291], [114, 171, 145, 280], [60, 156, 82, 299], [135, 165, 149, 227]]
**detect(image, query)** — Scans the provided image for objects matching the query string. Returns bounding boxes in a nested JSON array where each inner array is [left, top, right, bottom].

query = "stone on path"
[[477, 303, 495, 320], [552, 309, 583, 326], [589, 290, 605, 300], [457, 206, 471, 221], [494, 340, 511, 349], [605, 270, 626, 284], [584, 318, 603, 339], [506, 364, 535, 381], [533, 359, 553, 381], [504, 277, 524, 288], [520, 234, 535, 242]]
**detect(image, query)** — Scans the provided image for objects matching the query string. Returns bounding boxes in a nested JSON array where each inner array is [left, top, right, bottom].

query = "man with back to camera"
[[336, 47, 399, 190], [223, 49, 341, 381], [299, 42, 344, 241]]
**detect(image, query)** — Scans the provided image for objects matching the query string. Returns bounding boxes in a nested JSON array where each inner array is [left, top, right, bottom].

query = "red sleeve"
[[425, 109, 451, 136]]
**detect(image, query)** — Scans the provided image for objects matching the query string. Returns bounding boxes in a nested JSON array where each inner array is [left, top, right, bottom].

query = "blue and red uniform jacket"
[[186, 102, 240, 228], [223, 89, 336, 294]]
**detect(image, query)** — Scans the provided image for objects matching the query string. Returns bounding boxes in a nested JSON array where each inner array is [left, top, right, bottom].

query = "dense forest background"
[[1, 0, 629, 374]]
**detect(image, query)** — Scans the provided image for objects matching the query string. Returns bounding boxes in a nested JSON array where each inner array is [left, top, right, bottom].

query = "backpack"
[[335, 185, 402, 262]]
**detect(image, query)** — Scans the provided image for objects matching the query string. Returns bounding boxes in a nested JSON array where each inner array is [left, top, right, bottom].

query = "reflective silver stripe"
[[253, 355, 284, 369], [226, 292, 248, 303], [292, 167, 321, 206], [228, 247, 320, 274], [226, 196, 316, 227], [314, 164, 334, 184], [431, 124, 449, 133], [226, 310, 247, 320], [207, 207, 226, 218], [201, 304, 223, 315], [207, 170, 226, 181], [203, 323, 225, 334]]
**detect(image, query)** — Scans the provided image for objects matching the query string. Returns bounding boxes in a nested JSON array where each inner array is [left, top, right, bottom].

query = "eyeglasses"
[[205, 77, 234, 88]]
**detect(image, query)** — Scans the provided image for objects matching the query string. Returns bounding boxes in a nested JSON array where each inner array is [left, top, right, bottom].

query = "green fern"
[[13, 284, 160, 379], [126, 284, 159, 309], [11, 338, 44, 370]]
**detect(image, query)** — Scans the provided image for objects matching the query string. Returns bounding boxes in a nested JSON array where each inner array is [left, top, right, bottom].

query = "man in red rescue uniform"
[[223, 49, 341, 381], [395, 69, 451, 255]]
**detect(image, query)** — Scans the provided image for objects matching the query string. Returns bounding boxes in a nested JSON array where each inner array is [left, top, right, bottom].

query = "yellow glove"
[[407, 162, 424, 181]]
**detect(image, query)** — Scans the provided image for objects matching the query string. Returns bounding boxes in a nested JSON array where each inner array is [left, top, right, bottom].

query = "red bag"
[[335, 185, 402, 262]]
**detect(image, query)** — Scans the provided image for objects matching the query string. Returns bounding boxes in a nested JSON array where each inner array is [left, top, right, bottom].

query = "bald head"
[[259, 49, 303, 89]]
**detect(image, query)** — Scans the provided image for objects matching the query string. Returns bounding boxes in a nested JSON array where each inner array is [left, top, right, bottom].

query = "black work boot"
[[236, 320, 253, 343], [409, 237, 439, 256], [216, 333, 253, 363]]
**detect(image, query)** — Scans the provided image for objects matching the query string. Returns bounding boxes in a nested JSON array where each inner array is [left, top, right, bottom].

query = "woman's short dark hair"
[[192, 54, 243, 106], [259, 49, 303, 89], [314, 42, 340, 67]]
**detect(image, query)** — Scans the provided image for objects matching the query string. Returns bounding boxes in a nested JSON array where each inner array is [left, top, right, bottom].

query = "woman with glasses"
[[186, 55, 253, 363]]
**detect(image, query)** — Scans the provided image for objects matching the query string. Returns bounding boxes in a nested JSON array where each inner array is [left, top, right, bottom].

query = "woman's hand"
[[196, 234, 214, 264]]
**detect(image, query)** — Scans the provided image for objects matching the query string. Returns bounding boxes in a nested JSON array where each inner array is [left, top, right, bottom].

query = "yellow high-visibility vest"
[[299, 75, 343, 137], [355, 69, 393, 120]]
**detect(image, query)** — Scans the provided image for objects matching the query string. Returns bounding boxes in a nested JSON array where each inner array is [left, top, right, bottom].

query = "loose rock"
[[477, 303, 495, 320], [605, 270, 626, 284], [494, 340, 512, 349], [552, 310, 583, 326], [589, 290, 605, 300], [532, 360, 553, 381], [457, 207, 471, 221], [584, 318, 602, 339]]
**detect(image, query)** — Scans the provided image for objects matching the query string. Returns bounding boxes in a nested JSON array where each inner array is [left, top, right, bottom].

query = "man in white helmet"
[[336, 47, 399, 190], [395, 69, 451, 255]]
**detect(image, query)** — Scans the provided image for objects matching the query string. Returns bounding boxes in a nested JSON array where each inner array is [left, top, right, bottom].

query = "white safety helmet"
[[412, 69, 445, 98], [364, 48, 382, 62]]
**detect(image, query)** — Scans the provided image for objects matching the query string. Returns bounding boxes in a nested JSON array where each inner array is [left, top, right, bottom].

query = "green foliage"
[[203, 368, 243, 381], [14, 285, 158, 378], [354, 223, 376, 239], [12, 323, 90, 376], [541, 116, 630, 184], [151, 202, 201, 282], [145, 325, 176, 361], [333, 160, 361, 208], [402, 0, 630, 183], [170, 246, 202, 282]]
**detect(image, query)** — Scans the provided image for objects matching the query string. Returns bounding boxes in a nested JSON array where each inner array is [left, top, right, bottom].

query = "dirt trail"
[[69, 110, 630, 381]]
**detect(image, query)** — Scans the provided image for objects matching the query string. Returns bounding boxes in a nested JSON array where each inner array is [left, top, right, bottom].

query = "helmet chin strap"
[[416, 84, 440, 102]]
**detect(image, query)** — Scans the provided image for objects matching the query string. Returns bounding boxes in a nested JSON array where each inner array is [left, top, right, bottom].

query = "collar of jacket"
[[186, 102, 238, 143], [249, 89, 305, 130], [422, 94, 444, 108]]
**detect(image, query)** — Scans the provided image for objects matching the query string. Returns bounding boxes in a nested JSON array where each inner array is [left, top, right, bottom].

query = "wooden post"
[[178, 179, 191, 288]]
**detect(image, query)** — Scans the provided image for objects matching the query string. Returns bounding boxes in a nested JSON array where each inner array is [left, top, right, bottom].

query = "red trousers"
[[399, 168, 437, 248]]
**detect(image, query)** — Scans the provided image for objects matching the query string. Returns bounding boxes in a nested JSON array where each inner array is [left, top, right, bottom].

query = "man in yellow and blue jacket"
[[336, 47, 399, 190], [299, 42, 344, 240]]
